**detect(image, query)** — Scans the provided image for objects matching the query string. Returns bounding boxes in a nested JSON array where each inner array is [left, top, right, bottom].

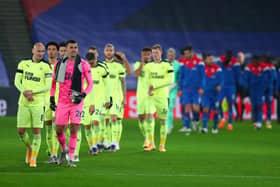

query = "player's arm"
[[32, 65, 52, 94], [120, 77, 126, 106], [83, 62, 93, 95], [197, 62, 205, 95], [101, 65, 111, 104], [14, 61, 24, 93], [117, 52, 132, 75], [216, 67, 223, 92], [50, 63, 57, 97], [134, 61, 145, 77], [119, 67, 127, 106], [177, 65, 185, 93], [272, 65, 277, 94]]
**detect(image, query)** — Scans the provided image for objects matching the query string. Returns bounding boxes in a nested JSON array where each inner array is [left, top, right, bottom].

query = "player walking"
[[50, 40, 93, 167], [15, 43, 52, 167]]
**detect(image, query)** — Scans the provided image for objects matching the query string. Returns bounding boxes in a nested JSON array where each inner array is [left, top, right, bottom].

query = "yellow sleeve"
[[103, 67, 111, 103], [134, 62, 140, 71], [14, 61, 24, 93], [33, 64, 52, 94], [119, 64, 126, 78]]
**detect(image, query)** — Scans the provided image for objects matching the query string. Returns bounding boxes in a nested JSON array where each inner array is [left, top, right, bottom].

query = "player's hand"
[[177, 90, 182, 96], [23, 90, 32, 98], [72, 92, 86, 104], [122, 99, 127, 107], [116, 51, 126, 61], [27, 95, 34, 101], [89, 105, 95, 115], [105, 102, 111, 109], [216, 86, 222, 92], [198, 88, 204, 96], [148, 85, 154, 96], [23, 90, 34, 101], [50, 96, 57, 111]]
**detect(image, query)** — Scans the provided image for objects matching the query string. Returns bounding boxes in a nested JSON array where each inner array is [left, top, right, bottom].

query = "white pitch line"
[[94, 173, 280, 180], [1, 171, 279, 180]]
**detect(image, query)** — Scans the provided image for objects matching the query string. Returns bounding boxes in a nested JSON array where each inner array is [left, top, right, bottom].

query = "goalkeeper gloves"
[[50, 96, 57, 111], [72, 92, 86, 104]]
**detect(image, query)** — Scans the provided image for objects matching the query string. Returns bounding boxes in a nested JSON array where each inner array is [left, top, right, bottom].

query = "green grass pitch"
[[0, 117, 280, 187]]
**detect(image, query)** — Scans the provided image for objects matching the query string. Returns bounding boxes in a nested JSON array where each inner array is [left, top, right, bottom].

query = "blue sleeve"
[[272, 68, 277, 92], [216, 60, 223, 67], [197, 63, 205, 90], [278, 70, 280, 92], [178, 65, 185, 90]]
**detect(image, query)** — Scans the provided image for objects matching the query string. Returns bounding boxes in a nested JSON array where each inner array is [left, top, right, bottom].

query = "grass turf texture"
[[0, 117, 279, 187]]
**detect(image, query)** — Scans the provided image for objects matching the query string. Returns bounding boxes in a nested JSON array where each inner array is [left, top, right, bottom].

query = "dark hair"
[[59, 42, 66, 48], [88, 46, 97, 51], [86, 52, 95, 61], [203, 53, 212, 60], [180, 45, 192, 55], [142, 47, 152, 52], [66, 40, 77, 46], [252, 55, 260, 61], [225, 49, 233, 58], [46, 41, 59, 50]]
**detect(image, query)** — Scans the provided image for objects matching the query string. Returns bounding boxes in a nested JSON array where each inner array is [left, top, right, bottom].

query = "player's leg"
[[45, 111, 53, 156], [218, 90, 226, 128], [82, 106, 94, 153], [55, 103, 70, 165], [97, 114, 105, 152], [104, 116, 112, 150], [265, 90, 273, 129], [255, 95, 264, 129], [17, 105, 32, 165], [45, 108, 59, 163], [52, 118, 60, 158], [182, 104, 192, 133], [167, 92, 177, 134], [192, 91, 201, 131], [180, 90, 192, 133], [201, 95, 210, 133], [91, 119, 100, 155], [29, 106, 44, 167], [73, 127, 82, 162], [65, 103, 84, 167], [178, 95, 188, 132], [45, 120, 55, 163], [211, 97, 220, 134], [116, 105, 124, 150], [30, 128, 41, 167], [144, 97, 156, 151], [137, 97, 146, 138], [227, 88, 235, 130], [110, 114, 118, 152], [156, 97, 168, 152], [84, 124, 93, 153], [138, 114, 147, 146]]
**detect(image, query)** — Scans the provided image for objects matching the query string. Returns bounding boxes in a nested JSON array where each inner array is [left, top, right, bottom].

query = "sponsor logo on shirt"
[[93, 80, 100, 84], [151, 72, 164, 79], [110, 74, 116, 79], [25, 72, 41, 82]]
